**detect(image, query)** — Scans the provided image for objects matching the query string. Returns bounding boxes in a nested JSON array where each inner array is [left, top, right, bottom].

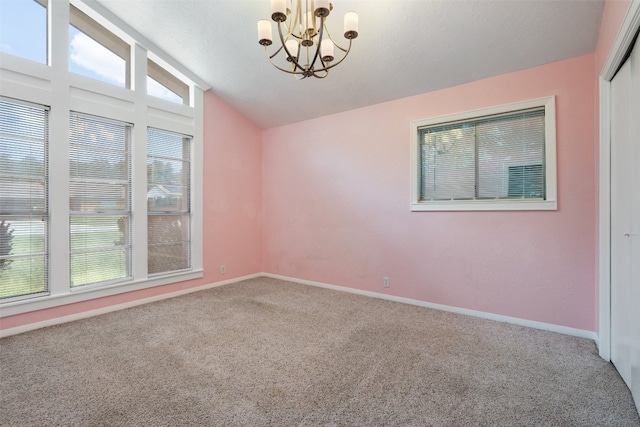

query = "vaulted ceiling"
[[93, 0, 605, 128]]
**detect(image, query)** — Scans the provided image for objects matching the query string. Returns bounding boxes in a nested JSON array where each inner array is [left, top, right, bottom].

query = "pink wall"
[[595, 0, 631, 72], [1, 91, 263, 330], [262, 54, 597, 331]]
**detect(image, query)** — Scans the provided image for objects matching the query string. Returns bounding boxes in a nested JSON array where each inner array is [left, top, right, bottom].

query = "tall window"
[[69, 113, 131, 287], [147, 128, 191, 274], [147, 128, 191, 275], [411, 97, 557, 211], [0, 97, 48, 301]]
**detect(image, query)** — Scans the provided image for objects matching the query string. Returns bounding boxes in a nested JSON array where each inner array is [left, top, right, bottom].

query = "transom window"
[[69, 4, 130, 88], [0, 0, 47, 64], [147, 59, 190, 104], [410, 97, 557, 211]]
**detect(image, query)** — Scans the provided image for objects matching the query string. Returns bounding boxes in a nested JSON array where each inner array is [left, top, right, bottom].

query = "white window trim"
[[0, 0, 205, 317], [410, 96, 557, 211]]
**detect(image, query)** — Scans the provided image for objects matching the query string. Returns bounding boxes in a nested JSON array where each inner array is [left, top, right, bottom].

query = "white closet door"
[[630, 38, 640, 409], [610, 39, 640, 409]]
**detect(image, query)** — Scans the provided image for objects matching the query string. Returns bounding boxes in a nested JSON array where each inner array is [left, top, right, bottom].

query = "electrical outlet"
[[383, 277, 390, 288], [221, 265, 226, 274]]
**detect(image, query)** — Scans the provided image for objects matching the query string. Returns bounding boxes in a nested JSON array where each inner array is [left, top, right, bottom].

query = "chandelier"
[[257, 0, 359, 79]]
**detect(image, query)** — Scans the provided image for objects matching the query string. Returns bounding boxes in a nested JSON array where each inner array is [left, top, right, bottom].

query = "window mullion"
[[132, 43, 149, 280], [190, 87, 204, 272], [474, 123, 479, 200], [48, 0, 71, 297]]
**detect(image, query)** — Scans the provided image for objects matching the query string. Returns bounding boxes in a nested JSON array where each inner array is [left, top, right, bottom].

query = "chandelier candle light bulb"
[[305, 11, 315, 34], [258, 20, 273, 45], [320, 39, 334, 62], [315, 0, 330, 16], [344, 11, 358, 39], [271, 0, 287, 21], [285, 39, 299, 61], [258, 0, 359, 79]]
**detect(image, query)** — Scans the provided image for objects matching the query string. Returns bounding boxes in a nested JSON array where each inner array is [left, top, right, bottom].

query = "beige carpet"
[[1, 277, 638, 426]]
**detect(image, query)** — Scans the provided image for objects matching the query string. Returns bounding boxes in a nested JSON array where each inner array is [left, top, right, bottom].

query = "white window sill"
[[0, 269, 204, 317], [411, 199, 558, 211]]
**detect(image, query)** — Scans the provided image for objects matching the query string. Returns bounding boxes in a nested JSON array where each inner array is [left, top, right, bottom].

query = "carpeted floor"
[[1, 277, 639, 426]]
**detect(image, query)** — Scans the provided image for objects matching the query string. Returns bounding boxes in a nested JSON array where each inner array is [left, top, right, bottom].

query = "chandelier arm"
[[277, 20, 307, 74], [268, 44, 285, 60], [264, 49, 307, 76], [317, 39, 353, 72], [321, 26, 348, 54], [333, 41, 349, 54], [305, 16, 326, 75], [314, 57, 330, 77]]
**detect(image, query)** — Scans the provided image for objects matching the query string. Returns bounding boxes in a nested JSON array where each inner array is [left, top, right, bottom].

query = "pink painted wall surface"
[[592, 0, 631, 331], [0, 91, 263, 330], [262, 54, 597, 331], [595, 0, 631, 72]]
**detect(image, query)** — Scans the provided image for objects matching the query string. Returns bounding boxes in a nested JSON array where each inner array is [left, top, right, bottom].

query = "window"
[[410, 97, 557, 211], [69, 113, 131, 287], [0, 0, 47, 64], [0, 0, 204, 317], [147, 128, 191, 274], [69, 4, 130, 88], [147, 59, 189, 104], [0, 97, 48, 301]]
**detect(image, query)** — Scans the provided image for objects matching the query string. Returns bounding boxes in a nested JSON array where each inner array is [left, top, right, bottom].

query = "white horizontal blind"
[[420, 122, 476, 200], [147, 128, 191, 275], [69, 112, 131, 287], [419, 108, 545, 201], [0, 97, 49, 300]]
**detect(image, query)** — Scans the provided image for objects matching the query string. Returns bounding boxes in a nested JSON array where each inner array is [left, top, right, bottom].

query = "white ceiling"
[[93, 0, 605, 129]]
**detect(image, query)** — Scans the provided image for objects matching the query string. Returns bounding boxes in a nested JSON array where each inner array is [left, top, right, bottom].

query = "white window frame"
[[410, 96, 557, 211], [0, 0, 207, 316]]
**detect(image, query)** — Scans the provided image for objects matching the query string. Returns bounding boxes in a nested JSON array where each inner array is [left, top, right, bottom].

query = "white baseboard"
[[263, 273, 598, 341], [0, 273, 261, 338], [1, 272, 598, 342]]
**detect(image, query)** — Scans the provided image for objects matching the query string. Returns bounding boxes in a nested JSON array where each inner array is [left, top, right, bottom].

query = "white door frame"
[[598, 0, 640, 361]]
